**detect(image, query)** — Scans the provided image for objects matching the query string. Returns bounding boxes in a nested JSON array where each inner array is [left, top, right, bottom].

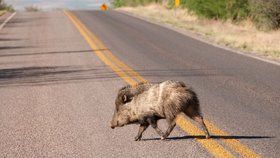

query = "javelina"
[[110, 80, 210, 141]]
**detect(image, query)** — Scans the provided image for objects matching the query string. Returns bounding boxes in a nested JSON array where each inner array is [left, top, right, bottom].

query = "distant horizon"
[[5, 0, 111, 10]]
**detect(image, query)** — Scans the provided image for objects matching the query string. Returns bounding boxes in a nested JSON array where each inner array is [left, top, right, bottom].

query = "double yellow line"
[[64, 10, 261, 158]]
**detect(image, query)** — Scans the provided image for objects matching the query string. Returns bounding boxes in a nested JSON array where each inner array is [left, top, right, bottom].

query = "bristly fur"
[[115, 82, 152, 110], [110, 80, 210, 140]]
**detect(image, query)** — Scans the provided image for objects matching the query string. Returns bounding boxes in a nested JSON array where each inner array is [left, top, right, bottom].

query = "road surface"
[[0, 10, 279, 157]]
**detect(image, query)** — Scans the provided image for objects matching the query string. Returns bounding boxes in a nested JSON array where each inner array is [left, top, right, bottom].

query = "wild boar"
[[110, 80, 210, 141]]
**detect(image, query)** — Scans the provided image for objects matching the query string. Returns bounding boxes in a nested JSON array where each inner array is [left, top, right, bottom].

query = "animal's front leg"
[[134, 122, 149, 141], [147, 117, 164, 137]]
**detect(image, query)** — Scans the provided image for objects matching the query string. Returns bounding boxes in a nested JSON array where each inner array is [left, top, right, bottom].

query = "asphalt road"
[[0, 10, 279, 157]]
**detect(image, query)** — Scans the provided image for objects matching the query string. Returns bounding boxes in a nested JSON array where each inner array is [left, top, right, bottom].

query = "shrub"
[[169, 0, 249, 21], [112, 0, 162, 8], [168, 0, 279, 30], [249, 0, 280, 30], [112, 0, 125, 8], [0, 0, 14, 12], [227, 0, 250, 21]]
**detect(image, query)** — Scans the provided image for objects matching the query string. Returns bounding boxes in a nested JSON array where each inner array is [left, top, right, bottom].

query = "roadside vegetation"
[[113, 0, 280, 60], [168, 0, 280, 31], [0, 0, 14, 15], [113, 0, 162, 7]]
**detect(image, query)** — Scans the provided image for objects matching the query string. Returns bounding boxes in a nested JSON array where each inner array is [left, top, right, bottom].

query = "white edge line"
[[116, 10, 280, 66], [0, 12, 17, 30]]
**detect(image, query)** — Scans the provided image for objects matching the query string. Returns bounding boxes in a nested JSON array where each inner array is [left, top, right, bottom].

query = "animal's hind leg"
[[161, 119, 176, 140], [193, 116, 210, 139]]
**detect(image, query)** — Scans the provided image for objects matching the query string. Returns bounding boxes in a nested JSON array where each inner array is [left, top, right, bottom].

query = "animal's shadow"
[[142, 135, 274, 141]]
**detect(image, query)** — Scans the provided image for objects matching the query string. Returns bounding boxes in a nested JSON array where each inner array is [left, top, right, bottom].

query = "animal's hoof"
[[205, 135, 211, 139], [160, 136, 166, 140], [134, 137, 141, 141]]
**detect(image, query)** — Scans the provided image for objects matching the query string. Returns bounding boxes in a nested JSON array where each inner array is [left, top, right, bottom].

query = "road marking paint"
[[65, 11, 146, 83], [177, 115, 234, 158], [71, 13, 147, 83], [65, 10, 261, 157], [205, 120, 261, 158], [105, 51, 147, 83], [84, 30, 147, 83], [0, 12, 16, 30], [64, 11, 137, 86]]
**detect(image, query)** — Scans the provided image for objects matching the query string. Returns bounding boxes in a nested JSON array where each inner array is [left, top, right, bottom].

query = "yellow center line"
[[66, 12, 146, 83], [64, 11, 137, 86], [105, 51, 147, 83], [64, 10, 261, 158], [176, 115, 234, 157], [205, 120, 261, 158]]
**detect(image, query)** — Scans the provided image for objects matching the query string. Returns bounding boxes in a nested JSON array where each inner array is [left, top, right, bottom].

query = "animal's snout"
[[110, 121, 117, 129], [110, 125, 115, 129]]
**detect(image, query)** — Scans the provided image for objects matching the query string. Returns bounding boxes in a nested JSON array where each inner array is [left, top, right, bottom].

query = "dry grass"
[[0, 10, 6, 16], [118, 4, 280, 60]]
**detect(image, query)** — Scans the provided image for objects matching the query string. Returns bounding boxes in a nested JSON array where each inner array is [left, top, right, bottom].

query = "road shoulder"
[[116, 10, 280, 66]]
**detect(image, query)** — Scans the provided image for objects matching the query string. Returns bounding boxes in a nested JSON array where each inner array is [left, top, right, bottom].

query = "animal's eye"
[[122, 95, 128, 103]]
